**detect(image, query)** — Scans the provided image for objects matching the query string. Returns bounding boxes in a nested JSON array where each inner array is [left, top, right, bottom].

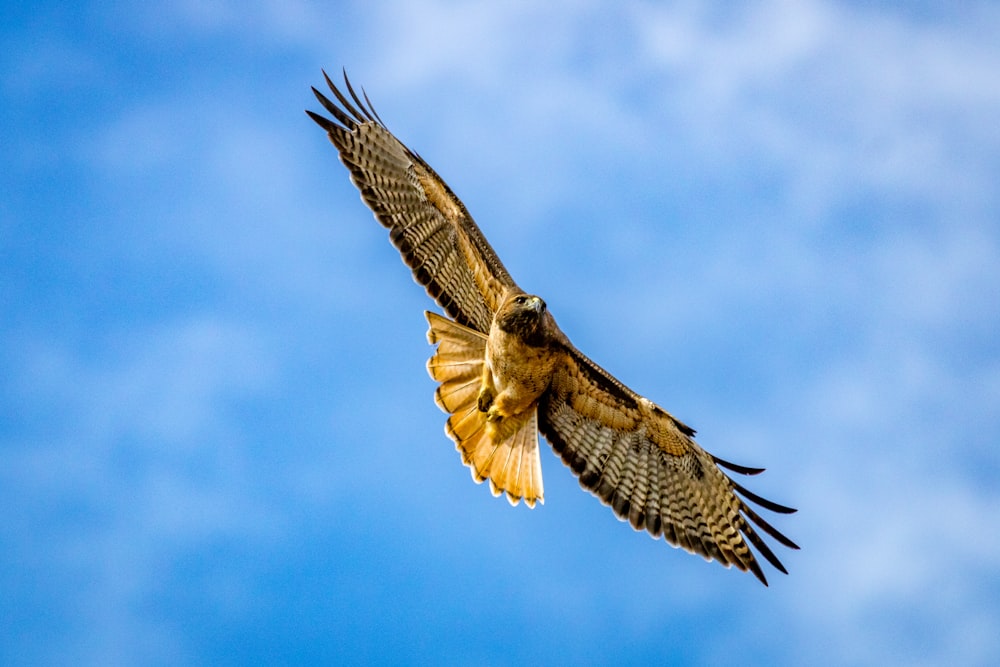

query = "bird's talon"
[[477, 389, 494, 413]]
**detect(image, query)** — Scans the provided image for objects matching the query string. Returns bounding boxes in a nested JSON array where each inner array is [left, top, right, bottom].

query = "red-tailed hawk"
[[307, 71, 797, 585]]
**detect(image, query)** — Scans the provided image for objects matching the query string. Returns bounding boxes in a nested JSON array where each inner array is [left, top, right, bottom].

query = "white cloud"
[[787, 462, 1000, 664], [16, 317, 269, 444], [631, 0, 1000, 216]]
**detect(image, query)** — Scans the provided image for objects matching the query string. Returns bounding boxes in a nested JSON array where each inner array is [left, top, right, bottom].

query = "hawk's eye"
[[514, 296, 526, 304]]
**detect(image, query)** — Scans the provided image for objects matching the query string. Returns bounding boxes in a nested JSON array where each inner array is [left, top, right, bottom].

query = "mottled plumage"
[[308, 71, 798, 585]]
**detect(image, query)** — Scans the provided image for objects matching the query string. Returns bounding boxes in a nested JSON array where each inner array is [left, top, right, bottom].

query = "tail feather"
[[434, 375, 481, 414], [485, 410, 542, 507], [425, 311, 544, 507]]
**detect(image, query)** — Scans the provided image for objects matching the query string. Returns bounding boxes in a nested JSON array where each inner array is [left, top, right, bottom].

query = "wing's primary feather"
[[307, 70, 517, 333], [540, 344, 799, 586]]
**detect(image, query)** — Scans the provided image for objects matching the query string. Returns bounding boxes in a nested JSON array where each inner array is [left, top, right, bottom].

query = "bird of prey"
[[307, 71, 798, 585]]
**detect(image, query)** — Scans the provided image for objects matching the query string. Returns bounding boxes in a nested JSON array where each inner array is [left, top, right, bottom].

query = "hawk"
[[307, 71, 798, 585]]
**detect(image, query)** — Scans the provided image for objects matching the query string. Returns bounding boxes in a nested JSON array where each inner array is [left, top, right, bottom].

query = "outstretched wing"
[[540, 344, 798, 585], [307, 71, 517, 333]]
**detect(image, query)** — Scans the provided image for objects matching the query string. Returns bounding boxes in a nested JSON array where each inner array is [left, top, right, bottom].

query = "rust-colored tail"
[[425, 311, 544, 507]]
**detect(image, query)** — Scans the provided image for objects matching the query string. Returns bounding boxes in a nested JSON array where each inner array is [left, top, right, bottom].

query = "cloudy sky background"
[[3, 1, 999, 664]]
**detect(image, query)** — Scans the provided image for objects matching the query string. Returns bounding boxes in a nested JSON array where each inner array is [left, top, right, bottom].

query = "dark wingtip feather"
[[342, 72, 378, 123], [741, 518, 790, 577], [747, 558, 769, 586], [362, 87, 385, 124], [741, 500, 800, 551], [305, 108, 338, 134], [713, 454, 766, 476], [322, 68, 338, 95], [325, 71, 368, 124], [310, 85, 357, 129], [730, 478, 798, 514]]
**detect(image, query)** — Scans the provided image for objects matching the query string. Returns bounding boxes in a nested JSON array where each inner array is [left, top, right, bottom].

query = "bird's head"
[[495, 293, 553, 346]]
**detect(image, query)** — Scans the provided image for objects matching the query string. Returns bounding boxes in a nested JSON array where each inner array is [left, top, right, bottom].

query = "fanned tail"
[[425, 311, 544, 507]]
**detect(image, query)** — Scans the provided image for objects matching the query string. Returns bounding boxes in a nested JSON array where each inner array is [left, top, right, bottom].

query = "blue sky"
[[3, 1, 999, 664]]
